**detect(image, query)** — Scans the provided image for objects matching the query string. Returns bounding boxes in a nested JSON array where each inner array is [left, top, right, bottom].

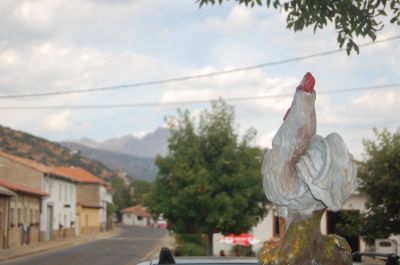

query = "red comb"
[[301, 72, 315, 93]]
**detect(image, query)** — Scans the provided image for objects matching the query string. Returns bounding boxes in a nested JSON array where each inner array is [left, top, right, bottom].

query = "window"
[[137, 216, 143, 221], [17, 209, 21, 225], [30, 209, 33, 224], [24, 207, 27, 224], [10, 208, 14, 225], [49, 178, 52, 193], [65, 184, 68, 202], [59, 183, 62, 201]]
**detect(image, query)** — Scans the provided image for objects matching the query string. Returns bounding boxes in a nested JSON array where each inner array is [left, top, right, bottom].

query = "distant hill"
[[70, 127, 169, 158], [60, 142, 158, 182], [0, 125, 117, 180]]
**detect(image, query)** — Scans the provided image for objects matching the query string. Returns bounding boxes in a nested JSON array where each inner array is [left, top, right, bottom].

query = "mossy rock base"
[[258, 210, 352, 265]]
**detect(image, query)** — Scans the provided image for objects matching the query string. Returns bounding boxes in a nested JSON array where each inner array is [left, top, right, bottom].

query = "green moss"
[[258, 210, 352, 265]]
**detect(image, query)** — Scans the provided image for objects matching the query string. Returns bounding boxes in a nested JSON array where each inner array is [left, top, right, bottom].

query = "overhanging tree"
[[357, 128, 400, 243], [197, 0, 400, 54], [147, 100, 268, 255]]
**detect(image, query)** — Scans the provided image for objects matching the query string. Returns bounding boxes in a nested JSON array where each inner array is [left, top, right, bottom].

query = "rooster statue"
[[258, 73, 357, 265]]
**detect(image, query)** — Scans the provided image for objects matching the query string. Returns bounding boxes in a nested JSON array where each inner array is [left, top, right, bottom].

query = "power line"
[[0, 35, 399, 100], [0, 82, 398, 110]]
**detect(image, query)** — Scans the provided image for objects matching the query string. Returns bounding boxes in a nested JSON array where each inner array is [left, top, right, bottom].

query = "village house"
[[53, 166, 113, 235], [0, 152, 78, 243], [214, 186, 399, 256], [0, 179, 47, 249], [121, 204, 154, 227], [99, 183, 113, 231]]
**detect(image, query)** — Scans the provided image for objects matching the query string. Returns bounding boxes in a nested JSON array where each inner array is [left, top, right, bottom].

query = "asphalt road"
[[3, 225, 166, 265]]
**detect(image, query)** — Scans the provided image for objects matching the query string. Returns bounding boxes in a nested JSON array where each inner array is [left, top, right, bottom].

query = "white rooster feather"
[[261, 72, 357, 225]]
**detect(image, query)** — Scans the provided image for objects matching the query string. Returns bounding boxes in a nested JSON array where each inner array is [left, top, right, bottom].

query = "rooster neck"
[[275, 90, 316, 196]]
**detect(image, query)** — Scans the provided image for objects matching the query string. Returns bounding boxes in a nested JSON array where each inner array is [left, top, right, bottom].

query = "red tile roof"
[[0, 179, 48, 197], [52, 166, 104, 184], [121, 204, 151, 217]]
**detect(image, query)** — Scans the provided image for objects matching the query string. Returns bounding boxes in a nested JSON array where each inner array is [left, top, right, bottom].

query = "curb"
[[142, 233, 176, 260]]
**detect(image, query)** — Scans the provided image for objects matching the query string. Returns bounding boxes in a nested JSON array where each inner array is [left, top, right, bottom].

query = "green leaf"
[[390, 16, 398, 23], [283, 2, 289, 11], [368, 31, 377, 41], [378, 9, 387, 15]]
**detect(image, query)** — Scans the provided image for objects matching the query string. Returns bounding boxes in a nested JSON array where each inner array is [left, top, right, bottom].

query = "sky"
[[0, 0, 399, 160]]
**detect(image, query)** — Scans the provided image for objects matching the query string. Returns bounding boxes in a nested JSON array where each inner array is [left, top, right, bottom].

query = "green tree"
[[147, 100, 268, 255], [356, 128, 400, 243], [111, 176, 134, 211], [132, 179, 153, 205], [197, 0, 400, 54]]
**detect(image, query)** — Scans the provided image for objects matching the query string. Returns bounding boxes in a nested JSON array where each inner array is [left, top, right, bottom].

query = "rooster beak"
[[301, 72, 315, 93]]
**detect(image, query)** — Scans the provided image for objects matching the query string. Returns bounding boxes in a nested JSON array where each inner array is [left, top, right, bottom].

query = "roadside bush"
[[176, 242, 206, 256], [230, 245, 255, 257], [175, 233, 207, 256]]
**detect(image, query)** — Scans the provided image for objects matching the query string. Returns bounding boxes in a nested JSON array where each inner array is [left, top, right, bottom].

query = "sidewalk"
[[0, 228, 122, 262]]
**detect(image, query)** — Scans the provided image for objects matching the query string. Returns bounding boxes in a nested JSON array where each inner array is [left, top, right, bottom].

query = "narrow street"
[[2, 226, 167, 265]]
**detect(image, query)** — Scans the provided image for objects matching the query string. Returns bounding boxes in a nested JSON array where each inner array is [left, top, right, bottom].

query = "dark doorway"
[[326, 210, 360, 253]]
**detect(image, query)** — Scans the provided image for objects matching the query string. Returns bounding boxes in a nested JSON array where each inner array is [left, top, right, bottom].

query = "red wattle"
[[301, 72, 315, 93]]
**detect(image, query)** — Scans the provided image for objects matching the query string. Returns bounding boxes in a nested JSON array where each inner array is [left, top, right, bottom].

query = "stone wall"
[[0, 196, 8, 249], [0, 156, 43, 190], [8, 224, 40, 248], [8, 195, 41, 248], [50, 227, 75, 240], [77, 184, 100, 207]]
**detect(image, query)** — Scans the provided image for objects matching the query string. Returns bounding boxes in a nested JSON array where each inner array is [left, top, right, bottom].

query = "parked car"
[[352, 252, 399, 265]]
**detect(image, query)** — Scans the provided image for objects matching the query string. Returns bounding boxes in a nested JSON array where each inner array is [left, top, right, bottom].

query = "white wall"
[[40, 176, 77, 240], [99, 186, 113, 230], [212, 193, 371, 256], [122, 213, 134, 225], [122, 213, 150, 226]]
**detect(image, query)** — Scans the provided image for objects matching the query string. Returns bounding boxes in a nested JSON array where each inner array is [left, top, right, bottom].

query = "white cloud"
[[196, 5, 259, 34], [258, 130, 277, 149], [0, 0, 398, 159], [0, 50, 19, 64], [352, 91, 396, 110], [13, 0, 59, 25], [40, 110, 72, 132], [160, 67, 298, 112], [132, 130, 152, 139]]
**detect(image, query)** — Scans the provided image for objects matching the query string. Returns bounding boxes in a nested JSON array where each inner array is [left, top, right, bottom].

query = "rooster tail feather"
[[296, 133, 357, 211]]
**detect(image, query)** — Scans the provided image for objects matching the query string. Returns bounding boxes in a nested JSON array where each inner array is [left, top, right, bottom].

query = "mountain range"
[[0, 125, 116, 180], [61, 127, 170, 181], [0, 124, 169, 182], [68, 127, 169, 158]]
